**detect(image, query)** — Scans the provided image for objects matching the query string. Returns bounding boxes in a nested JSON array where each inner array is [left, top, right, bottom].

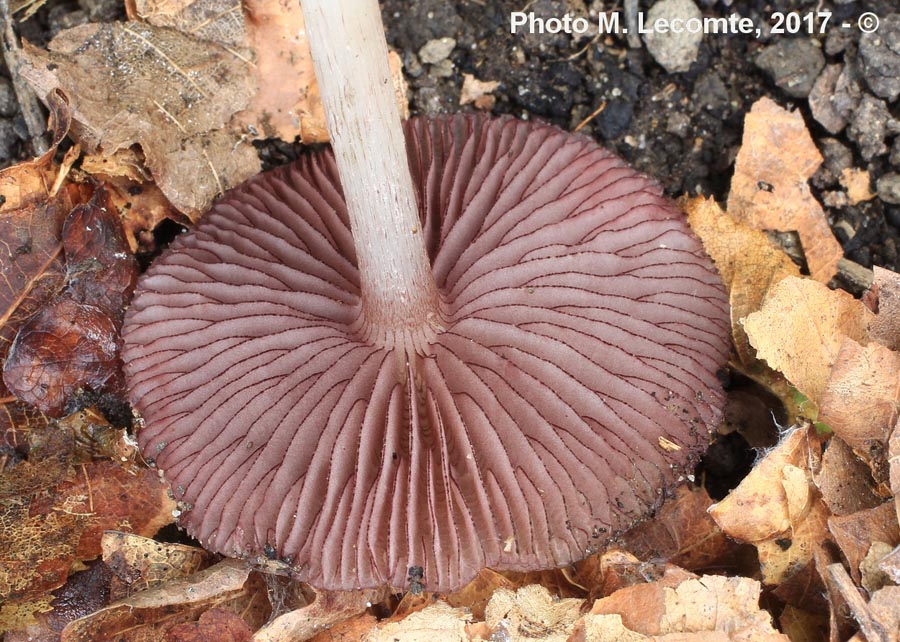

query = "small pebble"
[[878, 173, 900, 205], [755, 38, 825, 98], [890, 138, 900, 170], [859, 13, 900, 101], [642, 0, 702, 73], [418, 37, 456, 65], [848, 94, 896, 160]]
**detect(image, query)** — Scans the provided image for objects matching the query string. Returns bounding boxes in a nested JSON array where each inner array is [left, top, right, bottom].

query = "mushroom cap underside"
[[122, 114, 730, 591]]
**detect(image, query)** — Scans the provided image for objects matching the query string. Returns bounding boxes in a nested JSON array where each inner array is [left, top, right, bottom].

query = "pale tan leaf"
[[727, 97, 842, 282], [743, 276, 872, 402], [684, 195, 800, 367], [366, 602, 469, 642], [252, 587, 387, 642], [818, 338, 900, 452]]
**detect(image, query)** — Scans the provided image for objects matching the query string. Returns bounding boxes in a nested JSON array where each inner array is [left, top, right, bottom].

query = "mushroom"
[[121, 0, 730, 591]]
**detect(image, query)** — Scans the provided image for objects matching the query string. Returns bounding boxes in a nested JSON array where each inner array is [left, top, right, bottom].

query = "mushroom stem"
[[300, 0, 442, 352]]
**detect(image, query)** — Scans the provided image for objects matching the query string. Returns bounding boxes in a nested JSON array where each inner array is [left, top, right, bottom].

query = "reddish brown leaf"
[[165, 608, 253, 642], [619, 485, 737, 572], [3, 297, 119, 416]]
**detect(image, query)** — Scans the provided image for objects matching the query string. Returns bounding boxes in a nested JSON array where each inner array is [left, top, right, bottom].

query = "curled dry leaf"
[[727, 97, 842, 282], [61, 560, 269, 642], [684, 195, 800, 367], [743, 276, 872, 403], [81, 148, 187, 252], [20, 23, 260, 216]]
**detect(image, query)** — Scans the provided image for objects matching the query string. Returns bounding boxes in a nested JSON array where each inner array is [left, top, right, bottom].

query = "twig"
[[573, 101, 607, 132], [0, 0, 47, 155], [624, 0, 641, 49]]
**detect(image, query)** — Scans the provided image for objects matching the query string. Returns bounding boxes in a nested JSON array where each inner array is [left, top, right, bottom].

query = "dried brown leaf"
[[20, 23, 260, 216], [61, 560, 269, 642], [818, 338, 900, 452], [684, 195, 801, 367], [709, 425, 822, 543], [815, 436, 883, 516], [101, 532, 211, 600], [618, 485, 736, 573], [307, 614, 376, 642], [165, 608, 253, 642], [756, 498, 830, 586], [828, 501, 900, 585], [3, 188, 138, 414], [868, 267, 900, 351], [743, 276, 872, 402], [252, 587, 387, 642], [727, 97, 842, 282], [367, 602, 469, 642], [484, 585, 583, 642], [588, 573, 787, 640]]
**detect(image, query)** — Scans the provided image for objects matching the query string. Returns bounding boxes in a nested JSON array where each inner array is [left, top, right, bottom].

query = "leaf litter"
[[2, 18, 900, 638]]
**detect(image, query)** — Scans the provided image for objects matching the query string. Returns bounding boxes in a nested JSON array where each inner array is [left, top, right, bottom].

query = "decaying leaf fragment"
[[727, 97, 842, 282], [584, 571, 788, 641], [684, 195, 800, 367], [61, 560, 269, 642], [484, 585, 583, 642], [0, 420, 174, 614], [709, 425, 832, 589], [20, 23, 260, 216], [367, 602, 470, 642]]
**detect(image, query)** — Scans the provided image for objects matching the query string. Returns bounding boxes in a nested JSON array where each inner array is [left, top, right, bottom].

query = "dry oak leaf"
[[684, 195, 800, 367], [726, 97, 842, 282], [587, 574, 788, 640], [743, 276, 872, 403], [61, 560, 270, 642], [709, 425, 824, 543], [20, 23, 260, 216]]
